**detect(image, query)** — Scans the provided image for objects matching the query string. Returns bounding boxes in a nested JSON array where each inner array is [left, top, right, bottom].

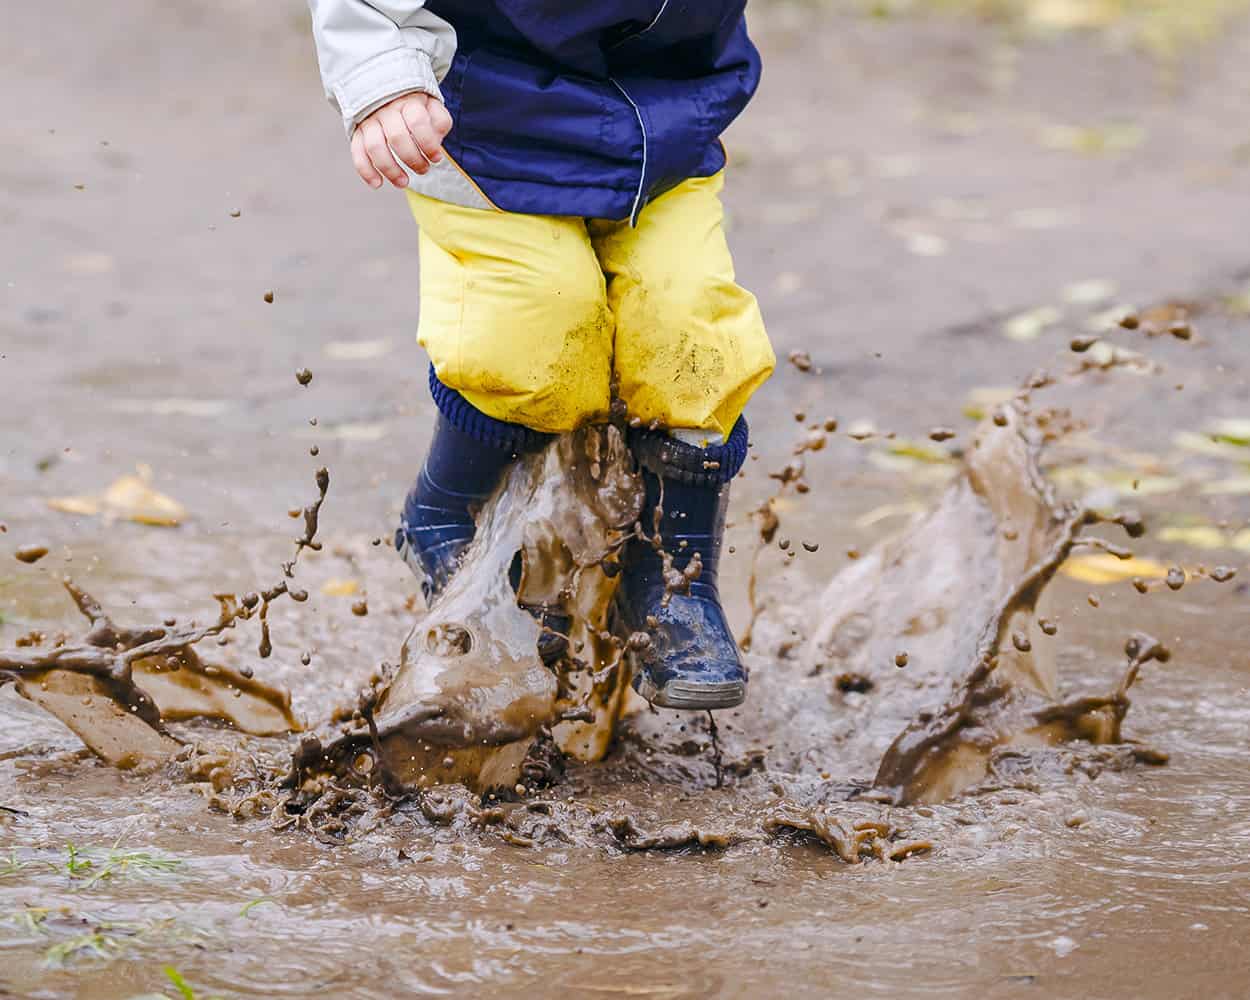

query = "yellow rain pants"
[[406, 171, 775, 437]]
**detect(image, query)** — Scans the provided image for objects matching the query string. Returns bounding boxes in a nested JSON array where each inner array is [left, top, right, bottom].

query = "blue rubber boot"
[[617, 419, 750, 711], [396, 368, 550, 602]]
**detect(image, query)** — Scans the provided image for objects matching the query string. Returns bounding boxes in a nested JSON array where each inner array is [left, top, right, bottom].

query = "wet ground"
[[4, 1, 1250, 997]]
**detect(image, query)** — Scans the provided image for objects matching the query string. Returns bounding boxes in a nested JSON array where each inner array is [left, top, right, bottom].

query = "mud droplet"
[[14, 545, 49, 564], [1069, 335, 1099, 353], [1132, 578, 1149, 594], [1168, 322, 1192, 341], [300, 651, 312, 666], [229, 209, 241, 218], [263, 290, 275, 304], [787, 350, 813, 372], [289, 589, 308, 603], [309, 445, 320, 457], [823, 418, 838, 432], [351, 599, 369, 617], [295, 368, 313, 386], [1210, 565, 1237, 583], [992, 410, 1009, 427], [802, 541, 819, 553], [1038, 618, 1058, 636], [1119, 313, 1140, 330], [894, 651, 909, 668], [928, 427, 956, 442], [1087, 593, 1101, 608], [1011, 631, 1032, 653], [1165, 567, 1185, 591]]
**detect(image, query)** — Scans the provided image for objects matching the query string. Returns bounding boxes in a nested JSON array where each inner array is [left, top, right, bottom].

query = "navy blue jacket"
[[426, 1, 761, 222]]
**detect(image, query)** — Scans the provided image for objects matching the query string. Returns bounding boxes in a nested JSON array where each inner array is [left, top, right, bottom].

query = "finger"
[[426, 99, 454, 139], [350, 130, 383, 188], [401, 104, 445, 164], [361, 120, 407, 188], [380, 106, 431, 175]]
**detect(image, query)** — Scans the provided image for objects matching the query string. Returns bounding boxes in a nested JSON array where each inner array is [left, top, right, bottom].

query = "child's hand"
[[351, 93, 453, 189]]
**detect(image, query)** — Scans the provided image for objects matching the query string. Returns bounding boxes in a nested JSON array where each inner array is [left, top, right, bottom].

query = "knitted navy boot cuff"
[[629, 417, 749, 487], [428, 366, 553, 452]]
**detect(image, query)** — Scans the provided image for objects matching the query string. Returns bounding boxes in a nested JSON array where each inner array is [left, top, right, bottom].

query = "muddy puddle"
[[4, 322, 1250, 999]]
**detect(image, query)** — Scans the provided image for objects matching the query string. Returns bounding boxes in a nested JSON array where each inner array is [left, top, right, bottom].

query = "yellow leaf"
[[1028, 0, 1118, 30], [46, 470, 186, 527], [1003, 305, 1062, 342], [47, 496, 100, 517], [1062, 279, 1117, 306], [321, 578, 360, 597], [100, 475, 187, 526], [1061, 553, 1169, 584], [962, 387, 1015, 421], [1172, 431, 1246, 460], [1206, 419, 1250, 447], [1200, 476, 1250, 496], [855, 501, 926, 528]]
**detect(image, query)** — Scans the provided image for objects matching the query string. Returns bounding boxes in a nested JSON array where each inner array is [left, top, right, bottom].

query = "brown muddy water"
[[4, 328, 1250, 999]]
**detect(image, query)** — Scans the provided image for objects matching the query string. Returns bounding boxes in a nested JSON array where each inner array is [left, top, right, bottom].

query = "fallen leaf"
[[1061, 553, 1169, 584], [1084, 305, 1137, 332], [1062, 279, 1118, 306], [1003, 306, 1062, 342], [884, 439, 954, 464], [1046, 465, 1182, 497], [48, 468, 186, 527], [1232, 530, 1250, 552], [1206, 419, 1250, 447], [47, 496, 101, 517], [1028, 0, 1118, 30], [1040, 122, 1146, 156], [321, 578, 360, 597], [854, 501, 926, 528], [1201, 476, 1250, 496], [1172, 431, 1248, 461], [962, 387, 1015, 420]]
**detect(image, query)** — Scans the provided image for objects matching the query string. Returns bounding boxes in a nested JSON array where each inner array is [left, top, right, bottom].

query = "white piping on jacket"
[[636, 0, 671, 37], [609, 77, 648, 227]]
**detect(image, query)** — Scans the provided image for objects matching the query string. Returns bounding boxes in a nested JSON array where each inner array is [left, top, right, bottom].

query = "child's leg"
[[396, 193, 615, 599], [587, 172, 774, 710], [587, 170, 775, 439], [409, 192, 616, 434]]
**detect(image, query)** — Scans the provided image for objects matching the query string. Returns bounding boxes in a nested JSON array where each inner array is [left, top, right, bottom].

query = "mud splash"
[[0, 368, 1186, 858]]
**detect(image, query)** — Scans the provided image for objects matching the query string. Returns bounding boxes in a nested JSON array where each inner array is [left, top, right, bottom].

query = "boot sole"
[[633, 674, 746, 712]]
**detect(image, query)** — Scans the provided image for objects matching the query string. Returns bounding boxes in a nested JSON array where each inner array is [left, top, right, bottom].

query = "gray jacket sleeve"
[[307, 0, 457, 136]]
